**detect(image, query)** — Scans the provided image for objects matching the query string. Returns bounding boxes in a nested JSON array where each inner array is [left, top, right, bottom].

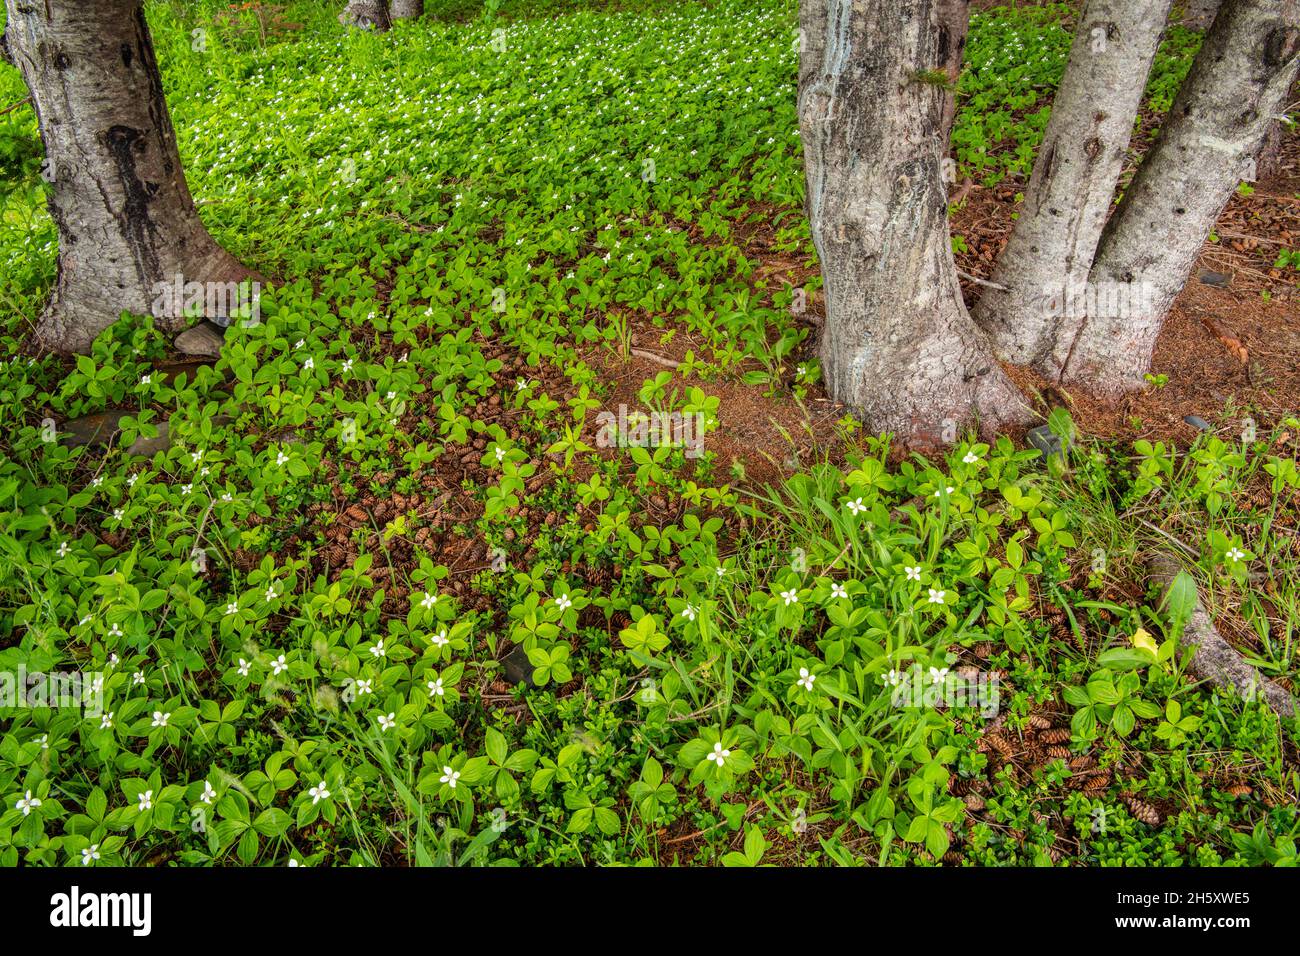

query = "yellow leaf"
[[1131, 628, 1158, 658]]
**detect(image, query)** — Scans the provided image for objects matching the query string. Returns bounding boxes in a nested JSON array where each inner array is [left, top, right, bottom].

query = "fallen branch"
[[1148, 553, 1295, 717], [956, 269, 1009, 292], [0, 95, 31, 116], [630, 347, 679, 369]]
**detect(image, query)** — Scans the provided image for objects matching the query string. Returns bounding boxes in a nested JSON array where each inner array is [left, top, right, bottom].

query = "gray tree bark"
[[3, 0, 254, 353], [974, 1, 1174, 372], [798, 0, 1027, 446], [390, 0, 425, 21], [1181, 0, 1223, 29], [1056, 0, 1300, 394], [340, 0, 393, 31]]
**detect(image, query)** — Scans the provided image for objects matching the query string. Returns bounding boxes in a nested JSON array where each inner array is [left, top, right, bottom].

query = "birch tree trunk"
[[1056, 0, 1300, 394], [390, 0, 425, 21], [3, 0, 254, 353], [339, 0, 393, 31], [972, 0, 1173, 371], [799, 0, 1026, 446]]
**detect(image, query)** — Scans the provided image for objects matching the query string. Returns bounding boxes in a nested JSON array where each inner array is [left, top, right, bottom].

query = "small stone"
[[502, 644, 535, 688], [173, 321, 227, 358], [1183, 414, 1212, 431], [60, 409, 132, 449], [1027, 424, 1065, 459], [1199, 271, 1230, 287], [126, 420, 171, 457]]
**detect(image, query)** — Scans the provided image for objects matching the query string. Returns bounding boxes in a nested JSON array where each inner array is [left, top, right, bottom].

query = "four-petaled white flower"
[[963, 451, 979, 465], [516, 378, 529, 391], [132, 669, 144, 685], [265, 585, 278, 602], [846, 497, 865, 515], [271, 654, 288, 676], [716, 566, 727, 577], [341, 359, 353, 373], [109, 623, 123, 638], [140, 374, 152, 386], [928, 588, 946, 604], [369, 639, 386, 658], [440, 765, 461, 789], [1226, 547, 1246, 563], [57, 541, 70, 557], [427, 677, 445, 697], [276, 450, 289, 467], [151, 711, 170, 728], [378, 712, 396, 731], [780, 589, 798, 607], [555, 593, 573, 612], [309, 781, 330, 804], [82, 844, 101, 866], [225, 602, 238, 616], [355, 678, 373, 696], [99, 712, 114, 730], [905, 565, 922, 581], [830, 582, 848, 600], [15, 790, 41, 816], [929, 666, 949, 685], [237, 658, 251, 677], [797, 667, 816, 692], [429, 629, 449, 648], [494, 446, 505, 462], [933, 486, 955, 497], [420, 592, 438, 609], [138, 790, 153, 811], [883, 669, 902, 686], [303, 357, 315, 370], [681, 604, 697, 621], [200, 781, 216, 804], [706, 742, 730, 767], [112, 508, 124, 521]]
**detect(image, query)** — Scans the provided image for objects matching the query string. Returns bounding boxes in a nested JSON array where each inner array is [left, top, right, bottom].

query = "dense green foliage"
[[0, 1, 1295, 867]]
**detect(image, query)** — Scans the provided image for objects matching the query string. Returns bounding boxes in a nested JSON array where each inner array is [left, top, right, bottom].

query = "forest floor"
[[0, 0, 1297, 868]]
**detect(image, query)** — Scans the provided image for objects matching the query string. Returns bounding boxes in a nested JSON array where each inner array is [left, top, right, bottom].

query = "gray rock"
[[60, 409, 132, 449], [502, 643, 536, 688], [1183, 414, 1212, 431], [1199, 271, 1230, 287], [1027, 424, 1066, 459], [126, 420, 171, 457], [173, 321, 226, 358]]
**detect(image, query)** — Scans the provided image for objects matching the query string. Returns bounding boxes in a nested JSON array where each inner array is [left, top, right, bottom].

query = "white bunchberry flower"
[[797, 667, 816, 691], [82, 843, 101, 866], [929, 666, 949, 685], [151, 710, 170, 728], [963, 451, 979, 465], [369, 639, 386, 658], [112, 508, 124, 521], [378, 712, 396, 731], [681, 604, 697, 621], [440, 766, 461, 789], [884, 669, 902, 686], [928, 588, 947, 604], [271, 654, 288, 676], [355, 678, 373, 696], [138, 790, 153, 811], [15, 790, 41, 816], [99, 711, 114, 730], [830, 583, 848, 600], [555, 593, 573, 612], [309, 781, 330, 804], [780, 589, 798, 607], [276, 451, 289, 467], [132, 670, 144, 685], [303, 357, 315, 371], [57, 541, 70, 557], [427, 677, 445, 697], [200, 781, 216, 805], [38, 734, 48, 750], [265, 585, 278, 602], [341, 359, 353, 373], [109, 623, 122, 638], [237, 658, 251, 677], [934, 486, 955, 498], [905, 565, 922, 581], [1225, 547, 1246, 562], [420, 592, 437, 609], [706, 742, 730, 766], [140, 374, 152, 386], [429, 629, 449, 648], [846, 497, 865, 515], [225, 602, 238, 616]]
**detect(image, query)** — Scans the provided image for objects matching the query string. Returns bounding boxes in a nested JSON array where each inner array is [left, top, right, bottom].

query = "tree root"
[[1147, 553, 1296, 718]]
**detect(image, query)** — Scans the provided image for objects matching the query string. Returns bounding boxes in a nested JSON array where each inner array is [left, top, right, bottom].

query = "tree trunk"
[[3, 0, 254, 353], [937, 0, 970, 142], [340, 0, 393, 31], [1057, 0, 1300, 394], [390, 0, 425, 21], [799, 0, 1027, 446], [1180, 0, 1223, 29], [973, 0, 1174, 371]]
